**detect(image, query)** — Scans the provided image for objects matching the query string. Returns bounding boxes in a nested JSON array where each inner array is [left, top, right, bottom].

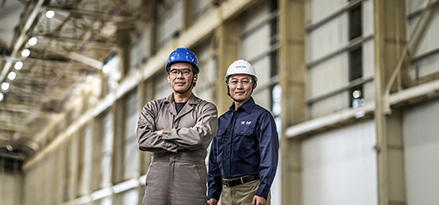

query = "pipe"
[[286, 79, 439, 138]]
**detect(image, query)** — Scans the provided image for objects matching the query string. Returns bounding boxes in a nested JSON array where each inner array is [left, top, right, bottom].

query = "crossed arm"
[[137, 101, 217, 152], [154, 121, 203, 150]]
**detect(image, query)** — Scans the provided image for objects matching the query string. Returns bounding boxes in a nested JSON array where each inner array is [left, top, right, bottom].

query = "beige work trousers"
[[219, 179, 271, 205]]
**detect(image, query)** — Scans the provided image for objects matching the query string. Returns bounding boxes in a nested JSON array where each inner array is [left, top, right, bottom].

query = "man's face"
[[227, 74, 256, 102], [168, 62, 196, 93]]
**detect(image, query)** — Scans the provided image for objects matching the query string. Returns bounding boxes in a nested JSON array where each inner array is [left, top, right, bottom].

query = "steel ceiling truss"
[[0, 0, 139, 168]]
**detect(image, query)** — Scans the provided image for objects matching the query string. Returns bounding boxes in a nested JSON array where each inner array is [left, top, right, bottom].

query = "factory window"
[[349, 47, 362, 81], [79, 126, 92, 195], [349, 4, 362, 40], [123, 88, 139, 180], [348, 2, 364, 108], [269, 0, 279, 116], [100, 110, 113, 188], [349, 47, 364, 108]]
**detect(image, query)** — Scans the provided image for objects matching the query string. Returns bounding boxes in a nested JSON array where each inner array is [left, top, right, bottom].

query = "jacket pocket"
[[234, 124, 258, 153]]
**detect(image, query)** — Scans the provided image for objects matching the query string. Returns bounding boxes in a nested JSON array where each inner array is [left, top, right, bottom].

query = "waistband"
[[222, 174, 260, 187], [152, 150, 206, 164]]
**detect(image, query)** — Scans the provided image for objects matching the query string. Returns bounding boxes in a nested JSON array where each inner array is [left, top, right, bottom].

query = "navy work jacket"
[[208, 97, 279, 200]]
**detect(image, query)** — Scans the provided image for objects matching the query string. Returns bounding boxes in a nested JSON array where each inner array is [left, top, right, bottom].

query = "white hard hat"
[[224, 59, 258, 82]]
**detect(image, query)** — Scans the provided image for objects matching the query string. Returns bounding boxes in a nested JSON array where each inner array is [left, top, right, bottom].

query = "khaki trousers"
[[219, 179, 271, 205]]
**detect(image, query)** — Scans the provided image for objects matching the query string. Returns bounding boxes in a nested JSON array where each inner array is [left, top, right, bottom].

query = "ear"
[[193, 73, 198, 82], [253, 82, 257, 89]]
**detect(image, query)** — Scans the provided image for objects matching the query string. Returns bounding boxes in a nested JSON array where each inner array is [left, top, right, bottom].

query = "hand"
[[252, 195, 266, 205], [193, 121, 203, 128], [207, 198, 218, 205], [154, 130, 163, 136]]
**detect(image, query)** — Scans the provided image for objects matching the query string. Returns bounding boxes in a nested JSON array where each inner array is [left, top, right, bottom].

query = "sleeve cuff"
[[256, 187, 269, 199]]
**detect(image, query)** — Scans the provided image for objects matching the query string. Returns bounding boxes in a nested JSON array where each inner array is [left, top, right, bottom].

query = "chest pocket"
[[234, 123, 256, 137], [233, 123, 258, 145], [233, 122, 258, 152]]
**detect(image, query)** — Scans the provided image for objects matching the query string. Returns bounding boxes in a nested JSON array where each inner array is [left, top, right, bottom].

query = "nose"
[[236, 82, 244, 88], [176, 71, 185, 78]]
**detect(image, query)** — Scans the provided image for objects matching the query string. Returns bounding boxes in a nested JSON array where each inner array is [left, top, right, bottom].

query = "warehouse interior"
[[1, 0, 439, 204]]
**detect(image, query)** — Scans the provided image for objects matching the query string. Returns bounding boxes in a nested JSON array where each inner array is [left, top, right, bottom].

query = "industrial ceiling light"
[[46, 10, 55, 18], [8, 72, 16, 80], [28, 37, 38, 46], [103, 64, 111, 73], [1, 82, 9, 91], [0, 92, 3, 101], [14, 61, 23, 70], [21, 49, 30, 57], [352, 90, 362, 98]]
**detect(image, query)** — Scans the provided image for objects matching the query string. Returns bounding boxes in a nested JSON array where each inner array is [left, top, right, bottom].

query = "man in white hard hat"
[[137, 48, 218, 205], [207, 60, 279, 205]]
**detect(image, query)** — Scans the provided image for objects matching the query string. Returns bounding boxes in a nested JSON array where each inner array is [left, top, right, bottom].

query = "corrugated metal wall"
[[306, 0, 374, 118], [301, 120, 377, 205], [0, 170, 21, 205], [403, 99, 439, 204], [241, 2, 276, 111]]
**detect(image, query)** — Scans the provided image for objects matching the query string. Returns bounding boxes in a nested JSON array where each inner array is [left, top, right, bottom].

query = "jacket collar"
[[165, 92, 202, 117], [229, 97, 255, 114], [165, 92, 201, 104]]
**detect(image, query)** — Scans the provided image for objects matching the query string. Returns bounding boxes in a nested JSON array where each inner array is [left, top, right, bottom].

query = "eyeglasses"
[[228, 78, 253, 86], [169, 69, 193, 77]]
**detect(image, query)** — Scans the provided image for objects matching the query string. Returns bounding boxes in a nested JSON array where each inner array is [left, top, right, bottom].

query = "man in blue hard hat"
[[137, 48, 218, 205]]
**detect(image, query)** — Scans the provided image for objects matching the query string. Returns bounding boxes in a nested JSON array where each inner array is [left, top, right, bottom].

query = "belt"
[[222, 175, 260, 187]]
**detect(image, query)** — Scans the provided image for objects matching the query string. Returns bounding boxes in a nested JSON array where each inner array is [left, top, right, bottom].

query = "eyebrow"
[[169, 68, 193, 72], [230, 77, 251, 80], [170, 68, 192, 70]]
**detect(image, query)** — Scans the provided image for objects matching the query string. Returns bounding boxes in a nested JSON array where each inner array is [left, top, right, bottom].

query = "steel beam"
[[214, 21, 239, 114], [374, 0, 407, 204], [279, 0, 306, 204]]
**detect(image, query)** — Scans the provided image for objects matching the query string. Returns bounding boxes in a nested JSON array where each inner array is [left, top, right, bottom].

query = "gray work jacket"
[[137, 93, 218, 205]]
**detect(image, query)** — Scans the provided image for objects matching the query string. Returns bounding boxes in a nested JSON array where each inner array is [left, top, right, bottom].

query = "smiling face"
[[227, 74, 256, 106], [167, 62, 197, 94]]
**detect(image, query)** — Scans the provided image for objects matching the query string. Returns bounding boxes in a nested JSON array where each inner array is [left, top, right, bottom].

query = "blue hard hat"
[[165, 48, 199, 73]]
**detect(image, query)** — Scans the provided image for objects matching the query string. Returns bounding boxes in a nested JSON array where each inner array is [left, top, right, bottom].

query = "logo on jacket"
[[241, 121, 251, 125]]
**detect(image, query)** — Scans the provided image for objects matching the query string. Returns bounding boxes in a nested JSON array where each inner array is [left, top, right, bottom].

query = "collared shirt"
[[208, 97, 279, 200]]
